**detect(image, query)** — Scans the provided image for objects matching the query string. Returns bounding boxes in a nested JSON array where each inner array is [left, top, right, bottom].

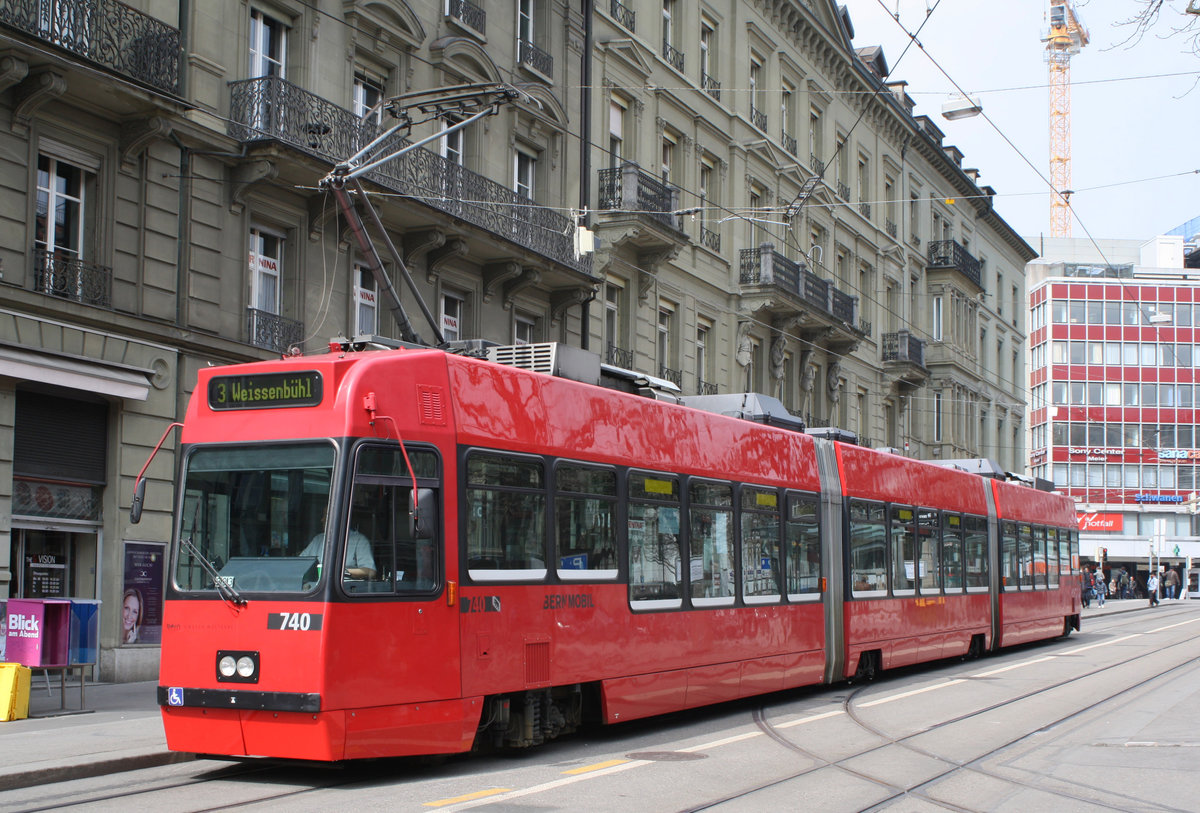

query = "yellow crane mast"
[[1044, 1, 1089, 238]]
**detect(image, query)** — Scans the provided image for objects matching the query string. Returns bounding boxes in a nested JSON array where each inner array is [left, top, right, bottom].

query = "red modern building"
[[1028, 234, 1200, 594]]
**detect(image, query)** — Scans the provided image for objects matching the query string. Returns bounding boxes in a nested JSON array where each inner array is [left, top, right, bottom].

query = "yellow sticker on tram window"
[[948, 515, 961, 527], [756, 492, 777, 508], [898, 508, 913, 521], [643, 478, 673, 494]]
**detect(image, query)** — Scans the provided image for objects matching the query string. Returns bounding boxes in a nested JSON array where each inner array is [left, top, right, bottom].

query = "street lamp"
[[941, 95, 982, 121]]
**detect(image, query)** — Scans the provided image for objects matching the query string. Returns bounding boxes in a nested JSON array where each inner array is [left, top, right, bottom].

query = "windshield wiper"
[[180, 534, 247, 608]]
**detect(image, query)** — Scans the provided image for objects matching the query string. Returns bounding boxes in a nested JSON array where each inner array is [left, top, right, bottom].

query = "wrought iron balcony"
[[697, 379, 719, 396], [836, 181, 850, 200], [810, 154, 825, 175], [859, 201, 871, 219], [782, 132, 797, 156], [886, 219, 898, 238], [739, 246, 859, 328], [33, 248, 111, 308], [882, 330, 927, 368], [518, 38, 553, 78], [247, 307, 304, 354], [446, 0, 485, 33], [606, 343, 634, 369], [700, 226, 720, 252], [702, 72, 720, 101], [597, 162, 681, 232], [750, 105, 767, 132], [0, 0, 181, 94], [610, 0, 635, 31], [928, 239, 982, 289], [227, 77, 591, 277], [659, 365, 682, 387], [662, 40, 684, 72]]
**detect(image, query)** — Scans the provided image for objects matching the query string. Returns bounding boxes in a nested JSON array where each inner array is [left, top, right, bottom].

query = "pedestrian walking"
[[1094, 568, 1106, 607], [1148, 571, 1160, 607], [1165, 567, 1180, 600], [1082, 569, 1092, 608]]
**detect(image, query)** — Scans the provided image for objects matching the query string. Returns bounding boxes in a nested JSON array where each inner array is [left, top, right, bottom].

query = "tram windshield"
[[175, 442, 334, 594]]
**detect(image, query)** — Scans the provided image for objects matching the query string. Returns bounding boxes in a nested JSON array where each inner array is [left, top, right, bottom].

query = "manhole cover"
[[625, 751, 707, 762]]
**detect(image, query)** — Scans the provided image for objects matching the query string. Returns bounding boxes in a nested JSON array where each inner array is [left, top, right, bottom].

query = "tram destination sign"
[[208, 371, 323, 410]]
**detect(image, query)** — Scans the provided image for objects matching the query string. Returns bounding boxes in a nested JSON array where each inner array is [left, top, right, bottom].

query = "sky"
[[843, 0, 1200, 244]]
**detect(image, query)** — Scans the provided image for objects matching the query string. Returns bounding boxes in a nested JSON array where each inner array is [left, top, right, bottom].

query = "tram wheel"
[[852, 651, 879, 682]]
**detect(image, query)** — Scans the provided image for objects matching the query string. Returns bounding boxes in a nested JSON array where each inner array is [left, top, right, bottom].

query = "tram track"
[[692, 619, 1200, 813]]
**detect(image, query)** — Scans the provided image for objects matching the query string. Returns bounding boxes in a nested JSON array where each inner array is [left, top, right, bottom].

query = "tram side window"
[[1033, 526, 1049, 589], [849, 500, 887, 596], [741, 486, 782, 603], [1047, 528, 1060, 587], [554, 463, 618, 580], [690, 480, 734, 606], [942, 514, 965, 592], [1069, 529, 1079, 573], [466, 453, 546, 581], [786, 493, 821, 599], [891, 506, 917, 596], [345, 446, 441, 595], [628, 472, 683, 607], [917, 508, 939, 594], [1018, 523, 1035, 589], [1060, 529, 1073, 577], [1001, 521, 1019, 590], [964, 515, 988, 589]]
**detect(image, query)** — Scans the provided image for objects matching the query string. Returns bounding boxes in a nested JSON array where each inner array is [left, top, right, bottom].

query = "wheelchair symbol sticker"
[[168, 687, 184, 706]]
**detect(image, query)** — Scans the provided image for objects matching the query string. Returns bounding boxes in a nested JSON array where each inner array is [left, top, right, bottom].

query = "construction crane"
[[1044, 1, 1089, 238]]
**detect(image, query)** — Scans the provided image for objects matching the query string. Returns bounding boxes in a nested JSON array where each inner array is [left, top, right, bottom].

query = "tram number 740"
[[267, 612, 323, 631]]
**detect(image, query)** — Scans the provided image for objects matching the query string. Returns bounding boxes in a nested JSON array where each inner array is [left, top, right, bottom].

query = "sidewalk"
[[0, 598, 1185, 791], [0, 677, 189, 791]]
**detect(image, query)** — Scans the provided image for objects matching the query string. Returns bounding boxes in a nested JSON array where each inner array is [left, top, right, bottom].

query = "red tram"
[[150, 343, 1080, 761]]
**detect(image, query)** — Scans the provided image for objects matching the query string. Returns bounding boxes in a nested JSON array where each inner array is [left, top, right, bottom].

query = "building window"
[[354, 264, 377, 336], [662, 0, 674, 47], [514, 314, 536, 345], [605, 282, 624, 352], [809, 106, 823, 162], [696, 322, 709, 383], [249, 226, 284, 314], [353, 69, 384, 123], [514, 149, 536, 200], [441, 290, 465, 342], [699, 19, 716, 91], [36, 153, 91, 267], [518, 0, 534, 43], [249, 9, 286, 78], [657, 305, 675, 372], [441, 115, 464, 165], [608, 96, 626, 166], [932, 295, 943, 341], [749, 54, 764, 126]]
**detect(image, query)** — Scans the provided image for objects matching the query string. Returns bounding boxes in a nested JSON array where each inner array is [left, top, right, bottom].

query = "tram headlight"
[[215, 650, 260, 683]]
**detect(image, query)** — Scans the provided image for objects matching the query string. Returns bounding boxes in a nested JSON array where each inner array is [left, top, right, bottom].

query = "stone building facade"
[[0, 0, 1031, 680]]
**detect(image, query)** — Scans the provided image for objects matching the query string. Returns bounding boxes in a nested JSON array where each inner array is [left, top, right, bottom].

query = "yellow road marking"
[[562, 758, 631, 775], [424, 788, 513, 807]]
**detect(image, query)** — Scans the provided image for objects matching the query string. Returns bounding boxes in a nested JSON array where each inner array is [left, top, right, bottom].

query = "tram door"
[[343, 445, 457, 702]]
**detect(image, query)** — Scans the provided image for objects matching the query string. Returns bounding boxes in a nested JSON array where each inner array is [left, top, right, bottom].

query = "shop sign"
[[1134, 494, 1184, 503], [1078, 512, 1123, 532], [1068, 447, 1121, 462], [1157, 449, 1200, 461]]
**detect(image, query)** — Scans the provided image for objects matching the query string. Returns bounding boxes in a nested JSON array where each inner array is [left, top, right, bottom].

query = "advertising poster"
[[123, 542, 165, 645], [0, 599, 6, 661]]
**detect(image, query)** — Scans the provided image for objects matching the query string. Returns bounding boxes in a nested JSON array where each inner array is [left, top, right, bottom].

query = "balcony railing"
[[0, 0, 181, 94], [610, 0, 635, 30], [700, 226, 720, 252], [750, 105, 767, 131], [740, 245, 858, 327], [606, 343, 634, 369], [859, 201, 871, 219], [886, 219, 897, 238], [662, 40, 684, 72], [810, 154, 825, 175], [447, 0, 485, 33], [247, 307, 304, 354], [518, 38, 553, 78], [782, 132, 797, 156], [701, 72, 720, 101], [697, 379, 719, 396], [228, 77, 591, 277], [882, 330, 927, 368], [597, 162, 680, 231], [928, 239, 982, 289], [836, 181, 850, 200], [33, 248, 111, 308], [659, 365, 682, 387]]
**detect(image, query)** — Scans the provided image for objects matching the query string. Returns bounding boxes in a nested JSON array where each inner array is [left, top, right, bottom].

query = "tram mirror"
[[411, 488, 436, 539], [130, 478, 147, 525]]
